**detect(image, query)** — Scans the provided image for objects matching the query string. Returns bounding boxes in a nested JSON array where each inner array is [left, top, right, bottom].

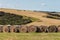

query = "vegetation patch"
[[44, 12, 60, 20], [0, 11, 39, 25]]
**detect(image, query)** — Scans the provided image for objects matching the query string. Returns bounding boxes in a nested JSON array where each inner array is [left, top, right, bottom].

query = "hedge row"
[[46, 13, 60, 20], [47, 13, 60, 17], [0, 25, 60, 33]]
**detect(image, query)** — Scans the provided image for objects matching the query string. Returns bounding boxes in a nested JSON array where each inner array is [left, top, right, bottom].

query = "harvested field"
[[0, 33, 60, 40]]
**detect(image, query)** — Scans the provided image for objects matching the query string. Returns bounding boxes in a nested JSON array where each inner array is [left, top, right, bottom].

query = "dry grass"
[[0, 8, 60, 26], [0, 33, 60, 40]]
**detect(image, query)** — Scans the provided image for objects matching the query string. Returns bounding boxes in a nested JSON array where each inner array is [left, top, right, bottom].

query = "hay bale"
[[28, 25, 37, 33], [0, 25, 3, 32], [3, 25, 13, 33], [14, 25, 20, 33], [3, 25, 9, 32], [37, 25, 48, 32], [6, 25, 16, 33], [57, 25, 60, 32], [6, 25, 11, 32], [48, 25, 58, 32], [1, 25, 16, 33], [19, 25, 28, 33], [10, 25, 16, 33]]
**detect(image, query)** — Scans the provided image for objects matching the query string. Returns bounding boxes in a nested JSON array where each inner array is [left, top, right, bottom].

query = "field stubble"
[[0, 33, 60, 40]]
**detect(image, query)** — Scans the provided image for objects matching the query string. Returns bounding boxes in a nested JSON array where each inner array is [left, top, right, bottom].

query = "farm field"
[[0, 33, 60, 40], [0, 8, 60, 26], [0, 0, 60, 40], [0, 8, 60, 40]]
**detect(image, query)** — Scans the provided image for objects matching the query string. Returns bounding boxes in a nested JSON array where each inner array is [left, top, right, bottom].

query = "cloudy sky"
[[0, 0, 60, 12]]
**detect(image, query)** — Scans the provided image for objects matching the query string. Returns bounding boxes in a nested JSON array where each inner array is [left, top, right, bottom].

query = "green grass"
[[28, 17, 40, 22], [0, 33, 60, 40]]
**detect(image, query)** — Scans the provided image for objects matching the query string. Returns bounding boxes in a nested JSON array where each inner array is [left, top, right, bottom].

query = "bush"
[[0, 11, 5, 16], [0, 11, 37, 25], [45, 12, 60, 20]]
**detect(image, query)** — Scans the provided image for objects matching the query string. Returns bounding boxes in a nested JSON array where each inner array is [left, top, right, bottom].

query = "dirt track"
[[0, 8, 60, 26]]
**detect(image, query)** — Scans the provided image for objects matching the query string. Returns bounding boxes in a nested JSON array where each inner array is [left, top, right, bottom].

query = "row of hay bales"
[[0, 25, 60, 33]]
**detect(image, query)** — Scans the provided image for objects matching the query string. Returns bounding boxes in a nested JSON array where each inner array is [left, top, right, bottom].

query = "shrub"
[[0, 11, 5, 16], [0, 11, 37, 25], [45, 12, 60, 20]]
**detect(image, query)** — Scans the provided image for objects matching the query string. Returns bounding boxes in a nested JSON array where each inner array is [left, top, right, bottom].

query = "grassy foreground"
[[0, 33, 60, 40]]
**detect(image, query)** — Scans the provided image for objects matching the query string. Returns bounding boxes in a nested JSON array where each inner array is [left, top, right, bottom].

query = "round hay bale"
[[57, 25, 60, 32], [37, 25, 48, 32], [6, 25, 16, 33], [6, 25, 11, 32], [48, 25, 58, 32], [14, 25, 20, 33], [0, 25, 3, 32], [28, 25, 37, 33], [10, 25, 16, 33], [19, 25, 28, 33], [3, 25, 9, 32]]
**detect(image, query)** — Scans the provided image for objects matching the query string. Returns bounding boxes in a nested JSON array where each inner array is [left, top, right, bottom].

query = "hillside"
[[0, 11, 38, 25], [0, 8, 60, 26]]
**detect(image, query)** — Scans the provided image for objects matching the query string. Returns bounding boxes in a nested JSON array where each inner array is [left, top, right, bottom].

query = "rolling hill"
[[0, 8, 60, 26], [0, 11, 38, 25]]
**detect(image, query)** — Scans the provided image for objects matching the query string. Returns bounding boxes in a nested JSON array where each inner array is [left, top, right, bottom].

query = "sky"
[[0, 0, 60, 12]]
